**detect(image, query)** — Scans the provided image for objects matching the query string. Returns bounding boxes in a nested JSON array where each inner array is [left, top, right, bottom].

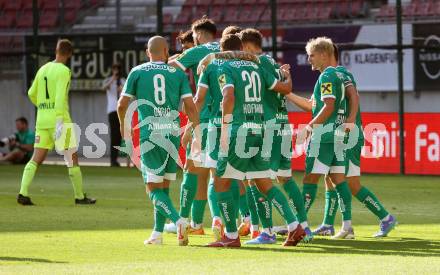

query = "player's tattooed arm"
[[197, 51, 259, 74]]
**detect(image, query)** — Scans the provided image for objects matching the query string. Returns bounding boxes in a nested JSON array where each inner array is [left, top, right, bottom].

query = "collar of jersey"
[[150, 61, 165, 64]]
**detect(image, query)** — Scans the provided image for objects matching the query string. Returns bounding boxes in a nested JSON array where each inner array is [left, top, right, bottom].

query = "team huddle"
[[117, 16, 397, 247], [19, 16, 397, 248]]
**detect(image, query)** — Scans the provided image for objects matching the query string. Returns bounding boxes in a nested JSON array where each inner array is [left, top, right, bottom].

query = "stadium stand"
[[0, 0, 439, 44]]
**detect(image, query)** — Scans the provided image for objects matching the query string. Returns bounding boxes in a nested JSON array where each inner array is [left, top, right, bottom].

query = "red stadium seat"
[[4, 0, 22, 11], [65, 8, 78, 23], [377, 5, 395, 20], [197, 0, 212, 6], [65, 0, 82, 10], [16, 11, 34, 29], [403, 3, 417, 17], [163, 13, 173, 25], [183, 0, 197, 7], [227, 0, 242, 6], [350, 0, 363, 17], [209, 7, 223, 23], [223, 7, 240, 23], [174, 10, 192, 25], [414, 2, 430, 16], [43, 0, 59, 10], [0, 37, 11, 53], [23, 0, 43, 10], [242, 0, 257, 5], [336, 0, 350, 18], [193, 6, 209, 20], [40, 11, 58, 28], [0, 12, 16, 29], [89, 0, 105, 6], [317, 6, 331, 21]]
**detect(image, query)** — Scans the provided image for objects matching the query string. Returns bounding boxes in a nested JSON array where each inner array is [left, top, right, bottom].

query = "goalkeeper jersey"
[[28, 61, 72, 129]]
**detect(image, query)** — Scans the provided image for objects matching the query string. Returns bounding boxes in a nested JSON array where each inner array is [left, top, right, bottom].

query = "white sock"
[[381, 214, 391, 222], [191, 221, 202, 229], [300, 221, 309, 229], [287, 221, 299, 232], [251, 224, 259, 232], [151, 231, 162, 239], [263, 228, 274, 236], [342, 220, 352, 231], [225, 231, 238, 239], [176, 218, 188, 227], [323, 224, 332, 227]]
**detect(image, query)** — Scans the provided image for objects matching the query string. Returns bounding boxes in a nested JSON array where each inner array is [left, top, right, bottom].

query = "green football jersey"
[[28, 61, 72, 129], [198, 59, 225, 127], [311, 66, 347, 143], [259, 54, 288, 124], [122, 61, 193, 139], [335, 66, 364, 142], [15, 130, 35, 158], [217, 59, 277, 132], [174, 42, 220, 121]]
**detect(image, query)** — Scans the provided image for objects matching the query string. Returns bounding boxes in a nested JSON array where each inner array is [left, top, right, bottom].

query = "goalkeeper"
[[17, 39, 96, 206]]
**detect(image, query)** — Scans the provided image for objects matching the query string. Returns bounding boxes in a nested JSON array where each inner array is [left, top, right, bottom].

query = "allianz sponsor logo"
[[156, 199, 172, 215], [181, 189, 188, 207], [221, 202, 230, 222], [272, 198, 284, 216], [365, 196, 381, 211], [419, 35, 440, 80], [329, 198, 337, 215], [262, 200, 271, 218]]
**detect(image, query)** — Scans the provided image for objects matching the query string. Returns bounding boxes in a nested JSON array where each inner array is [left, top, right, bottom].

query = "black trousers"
[[108, 111, 122, 164]]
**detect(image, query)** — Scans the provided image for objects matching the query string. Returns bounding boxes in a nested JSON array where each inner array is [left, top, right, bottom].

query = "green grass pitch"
[[1, 165, 440, 274]]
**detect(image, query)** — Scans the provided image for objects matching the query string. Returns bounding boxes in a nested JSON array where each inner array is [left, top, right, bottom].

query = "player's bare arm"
[[117, 95, 131, 139], [194, 85, 208, 112], [221, 86, 235, 151], [345, 85, 359, 127], [309, 97, 335, 127]]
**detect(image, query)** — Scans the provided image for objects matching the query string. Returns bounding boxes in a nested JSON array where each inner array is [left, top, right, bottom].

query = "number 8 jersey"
[[122, 61, 193, 138]]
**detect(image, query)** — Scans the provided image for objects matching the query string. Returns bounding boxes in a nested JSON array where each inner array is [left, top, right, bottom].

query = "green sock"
[[230, 180, 240, 218], [154, 188, 169, 232], [19, 161, 38, 196], [283, 178, 308, 223], [150, 189, 180, 223], [179, 172, 198, 218], [303, 183, 318, 213], [208, 179, 221, 218], [323, 190, 339, 225], [267, 186, 297, 224], [335, 181, 352, 221], [191, 199, 207, 225], [250, 186, 272, 229], [246, 186, 260, 226], [355, 186, 389, 220], [217, 190, 237, 233], [68, 166, 85, 199], [239, 192, 250, 219]]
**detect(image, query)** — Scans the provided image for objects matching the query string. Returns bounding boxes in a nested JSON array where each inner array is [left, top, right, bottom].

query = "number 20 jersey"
[[217, 59, 277, 132]]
